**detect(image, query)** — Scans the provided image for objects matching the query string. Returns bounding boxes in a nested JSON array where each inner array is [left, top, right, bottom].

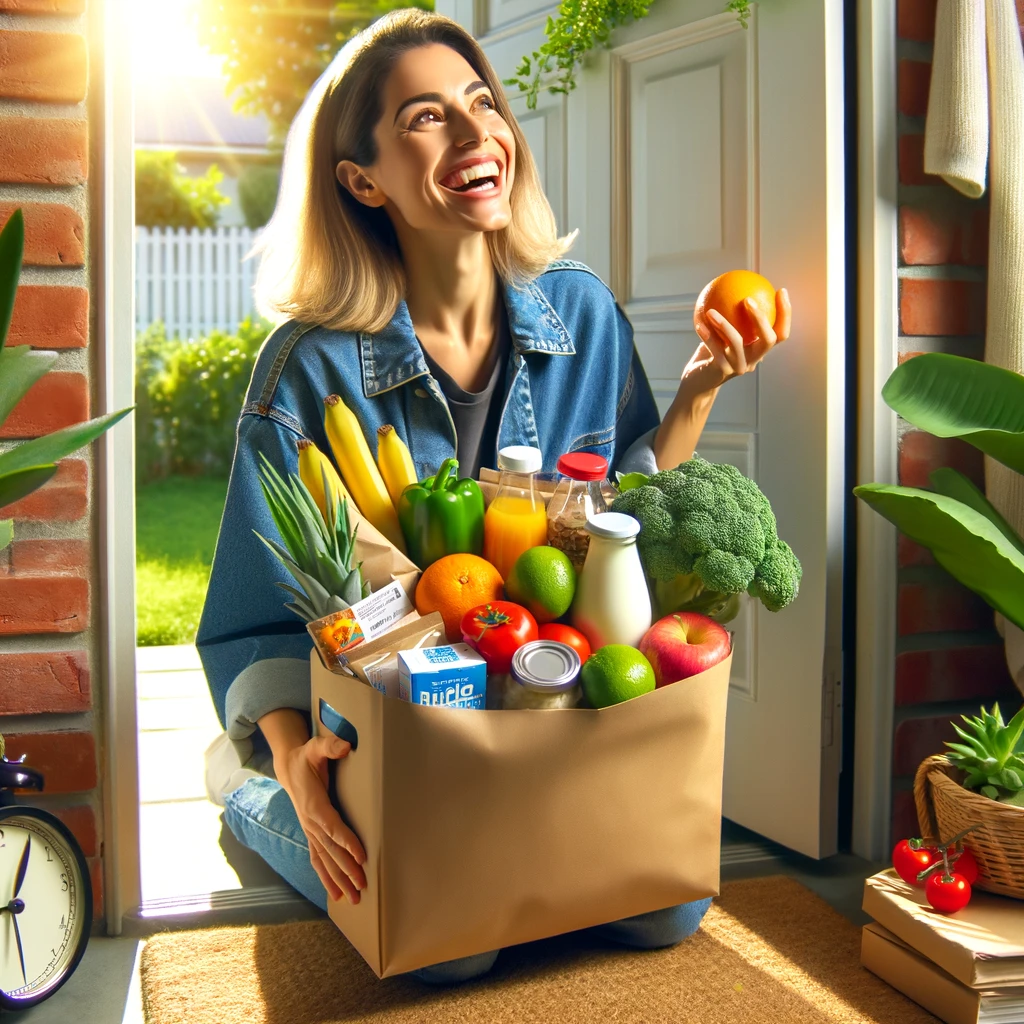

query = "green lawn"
[[135, 476, 228, 647]]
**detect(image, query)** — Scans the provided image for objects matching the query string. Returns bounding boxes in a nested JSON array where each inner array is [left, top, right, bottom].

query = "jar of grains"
[[501, 640, 582, 710], [546, 453, 613, 573]]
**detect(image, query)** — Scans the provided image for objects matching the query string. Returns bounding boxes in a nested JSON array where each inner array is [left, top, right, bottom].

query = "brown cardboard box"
[[310, 649, 731, 978]]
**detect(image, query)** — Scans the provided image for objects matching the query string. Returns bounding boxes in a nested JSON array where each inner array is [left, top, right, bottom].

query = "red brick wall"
[[889, 0, 1023, 844], [0, 0, 103, 921]]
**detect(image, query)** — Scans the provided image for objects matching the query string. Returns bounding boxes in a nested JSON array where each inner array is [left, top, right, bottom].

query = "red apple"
[[639, 612, 731, 686]]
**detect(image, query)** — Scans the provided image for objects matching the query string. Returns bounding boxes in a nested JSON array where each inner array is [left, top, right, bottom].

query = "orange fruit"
[[414, 553, 505, 641], [694, 270, 776, 347]]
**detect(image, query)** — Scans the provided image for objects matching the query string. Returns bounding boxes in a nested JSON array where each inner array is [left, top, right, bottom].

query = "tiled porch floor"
[[135, 644, 281, 901], [5, 646, 887, 1023]]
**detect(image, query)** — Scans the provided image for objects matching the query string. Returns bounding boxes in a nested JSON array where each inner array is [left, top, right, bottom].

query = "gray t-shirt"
[[419, 320, 509, 479]]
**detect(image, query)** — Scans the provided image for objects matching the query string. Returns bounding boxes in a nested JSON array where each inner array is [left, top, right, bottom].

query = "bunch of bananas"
[[297, 394, 418, 555]]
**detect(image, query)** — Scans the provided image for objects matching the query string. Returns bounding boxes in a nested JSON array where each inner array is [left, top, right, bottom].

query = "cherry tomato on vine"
[[892, 839, 939, 887], [926, 872, 972, 914], [947, 847, 979, 886]]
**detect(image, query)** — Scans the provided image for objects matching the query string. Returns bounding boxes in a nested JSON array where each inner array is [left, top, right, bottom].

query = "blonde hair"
[[251, 9, 577, 333]]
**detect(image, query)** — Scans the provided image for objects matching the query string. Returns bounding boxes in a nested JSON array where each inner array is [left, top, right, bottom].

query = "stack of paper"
[[861, 869, 1024, 1024]]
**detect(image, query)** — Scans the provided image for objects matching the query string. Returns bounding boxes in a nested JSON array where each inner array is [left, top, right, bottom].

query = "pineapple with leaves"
[[254, 452, 370, 622], [944, 703, 1024, 808]]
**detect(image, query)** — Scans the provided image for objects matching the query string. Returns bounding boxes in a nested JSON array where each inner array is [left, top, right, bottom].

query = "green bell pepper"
[[397, 457, 485, 569]]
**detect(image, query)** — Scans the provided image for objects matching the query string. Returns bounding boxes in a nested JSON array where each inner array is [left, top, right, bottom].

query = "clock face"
[[0, 813, 86, 1003]]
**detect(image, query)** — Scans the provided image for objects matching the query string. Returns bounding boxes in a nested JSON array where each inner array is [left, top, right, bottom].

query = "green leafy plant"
[[135, 317, 272, 482], [505, 0, 754, 110], [0, 210, 133, 552], [237, 163, 282, 229], [944, 703, 1024, 807], [854, 353, 1024, 631], [135, 150, 230, 230]]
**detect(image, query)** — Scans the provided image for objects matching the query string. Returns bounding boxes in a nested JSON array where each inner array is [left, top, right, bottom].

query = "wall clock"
[[0, 753, 92, 1011]]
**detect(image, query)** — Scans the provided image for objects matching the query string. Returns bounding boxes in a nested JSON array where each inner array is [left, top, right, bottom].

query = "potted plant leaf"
[[0, 209, 133, 554], [855, 352, 1024, 898]]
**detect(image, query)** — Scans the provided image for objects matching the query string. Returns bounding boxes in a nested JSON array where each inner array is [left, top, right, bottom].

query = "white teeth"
[[446, 160, 500, 187]]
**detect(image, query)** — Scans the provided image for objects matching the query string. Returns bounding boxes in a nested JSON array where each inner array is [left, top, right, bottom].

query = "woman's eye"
[[408, 96, 495, 128], [410, 109, 441, 126]]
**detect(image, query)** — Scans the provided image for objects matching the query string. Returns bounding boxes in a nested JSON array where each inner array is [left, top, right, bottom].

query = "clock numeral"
[[60, 914, 65, 931], [60, 872, 69, 892], [44, 845, 53, 862], [0, 826, 4, 847], [52, 947, 57, 960]]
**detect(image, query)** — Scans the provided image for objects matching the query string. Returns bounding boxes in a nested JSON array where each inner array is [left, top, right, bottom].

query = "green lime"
[[505, 545, 576, 623], [581, 645, 656, 708]]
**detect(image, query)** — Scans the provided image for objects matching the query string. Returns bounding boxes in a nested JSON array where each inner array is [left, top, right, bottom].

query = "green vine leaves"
[[504, 0, 753, 110]]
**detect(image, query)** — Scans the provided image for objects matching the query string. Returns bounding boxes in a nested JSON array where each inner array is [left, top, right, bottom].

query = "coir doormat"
[[140, 876, 938, 1024]]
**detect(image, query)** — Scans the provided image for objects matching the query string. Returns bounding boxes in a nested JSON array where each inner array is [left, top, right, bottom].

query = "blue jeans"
[[223, 776, 712, 985]]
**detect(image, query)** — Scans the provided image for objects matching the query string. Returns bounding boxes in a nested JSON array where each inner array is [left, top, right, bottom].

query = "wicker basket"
[[914, 754, 1024, 900]]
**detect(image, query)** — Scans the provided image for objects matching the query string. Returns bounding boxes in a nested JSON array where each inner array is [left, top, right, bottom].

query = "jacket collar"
[[360, 276, 575, 398]]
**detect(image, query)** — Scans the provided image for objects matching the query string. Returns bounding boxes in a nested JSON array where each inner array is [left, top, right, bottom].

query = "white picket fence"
[[135, 226, 262, 338]]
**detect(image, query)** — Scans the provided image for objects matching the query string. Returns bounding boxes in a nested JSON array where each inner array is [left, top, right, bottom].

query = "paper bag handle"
[[318, 698, 359, 751]]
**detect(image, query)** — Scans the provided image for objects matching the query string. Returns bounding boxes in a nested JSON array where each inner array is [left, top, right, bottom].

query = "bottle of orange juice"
[[484, 446, 548, 583]]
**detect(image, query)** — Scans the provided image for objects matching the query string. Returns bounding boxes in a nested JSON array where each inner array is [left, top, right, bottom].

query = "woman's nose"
[[449, 107, 489, 146]]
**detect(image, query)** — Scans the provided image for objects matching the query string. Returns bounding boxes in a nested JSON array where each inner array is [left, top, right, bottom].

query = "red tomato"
[[461, 601, 538, 674], [537, 623, 592, 663], [948, 847, 979, 886], [925, 872, 972, 914], [892, 839, 939, 887]]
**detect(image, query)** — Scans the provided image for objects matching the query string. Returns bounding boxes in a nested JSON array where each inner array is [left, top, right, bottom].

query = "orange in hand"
[[414, 553, 505, 642], [695, 270, 776, 346]]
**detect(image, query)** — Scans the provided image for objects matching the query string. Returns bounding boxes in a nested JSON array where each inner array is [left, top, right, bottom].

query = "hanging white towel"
[[924, 0, 1024, 695]]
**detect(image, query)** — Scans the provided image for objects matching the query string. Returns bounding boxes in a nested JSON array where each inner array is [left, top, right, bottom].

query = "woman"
[[197, 8, 790, 985]]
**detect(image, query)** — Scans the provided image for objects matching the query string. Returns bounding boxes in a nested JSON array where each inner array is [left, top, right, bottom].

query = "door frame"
[[96, 0, 142, 932], [851, 0, 899, 863]]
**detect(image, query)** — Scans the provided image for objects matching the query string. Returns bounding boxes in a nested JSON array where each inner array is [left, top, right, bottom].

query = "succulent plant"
[[944, 703, 1024, 807], [254, 453, 370, 622]]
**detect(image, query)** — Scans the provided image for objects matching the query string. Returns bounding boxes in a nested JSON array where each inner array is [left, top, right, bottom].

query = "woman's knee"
[[594, 897, 713, 949], [222, 776, 328, 912], [407, 949, 501, 985]]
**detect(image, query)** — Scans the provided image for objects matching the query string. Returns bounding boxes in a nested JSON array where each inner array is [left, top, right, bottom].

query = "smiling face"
[[335, 43, 515, 237]]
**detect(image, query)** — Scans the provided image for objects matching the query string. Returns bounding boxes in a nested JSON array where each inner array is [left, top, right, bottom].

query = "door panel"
[[441, 0, 845, 858], [618, 22, 753, 301]]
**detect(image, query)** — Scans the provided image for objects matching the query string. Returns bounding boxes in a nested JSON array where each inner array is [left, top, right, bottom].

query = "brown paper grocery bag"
[[311, 651, 731, 979], [345, 498, 420, 596]]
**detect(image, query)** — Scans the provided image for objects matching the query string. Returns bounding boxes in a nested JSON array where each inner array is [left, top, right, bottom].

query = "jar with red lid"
[[546, 452, 614, 572]]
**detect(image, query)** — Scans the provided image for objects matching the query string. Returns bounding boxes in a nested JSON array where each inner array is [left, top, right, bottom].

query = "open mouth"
[[439, 159, 502, 194]]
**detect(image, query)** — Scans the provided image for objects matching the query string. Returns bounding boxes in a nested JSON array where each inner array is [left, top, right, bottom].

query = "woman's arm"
[[652, 385, 718, 471], [259, 707, 367, 904], [652, 290, 792, 470], [259, 707, 311, 760]]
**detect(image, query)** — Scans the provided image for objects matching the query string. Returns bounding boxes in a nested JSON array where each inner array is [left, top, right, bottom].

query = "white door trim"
[[852, 0, 899, 862], [96, 0, 142, 933]]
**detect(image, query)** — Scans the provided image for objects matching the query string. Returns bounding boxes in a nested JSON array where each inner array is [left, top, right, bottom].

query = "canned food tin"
[[503, 640, 582, 709]]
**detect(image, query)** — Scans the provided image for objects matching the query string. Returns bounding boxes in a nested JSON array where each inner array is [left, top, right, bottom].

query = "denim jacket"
[[196, 259, 663, 764]]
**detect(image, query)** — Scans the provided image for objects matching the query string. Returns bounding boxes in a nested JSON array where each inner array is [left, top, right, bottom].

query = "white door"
[[442, 0, 847, 858]]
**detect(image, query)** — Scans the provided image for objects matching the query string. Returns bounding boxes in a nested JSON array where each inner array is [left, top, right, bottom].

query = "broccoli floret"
[[609, 455, 802, 616], [693, 550, 757, 593], [748, 539, 802, 612]]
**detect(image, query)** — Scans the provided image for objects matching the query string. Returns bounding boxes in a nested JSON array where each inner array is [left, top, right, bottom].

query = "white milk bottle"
[[570, 512, 652, 649]]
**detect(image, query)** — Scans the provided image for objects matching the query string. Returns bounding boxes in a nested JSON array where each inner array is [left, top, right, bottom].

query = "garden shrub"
[[135, 317, 273, 482], [135, 150, 231, 230], [238, 163, 281, 229]]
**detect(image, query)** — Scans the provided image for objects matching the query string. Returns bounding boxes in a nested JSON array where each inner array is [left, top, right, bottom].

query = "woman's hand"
[[652, 287, 792, 471], [275, 733, 368, 905], [681, 288, 792, 403]]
